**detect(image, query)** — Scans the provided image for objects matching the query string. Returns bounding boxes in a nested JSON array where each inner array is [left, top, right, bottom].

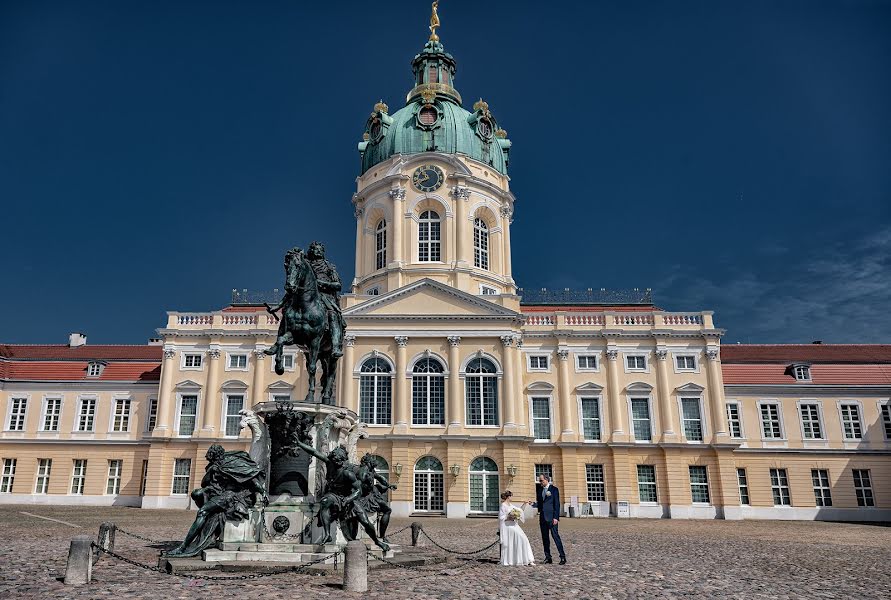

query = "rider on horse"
[[306, 241, 345, 358]]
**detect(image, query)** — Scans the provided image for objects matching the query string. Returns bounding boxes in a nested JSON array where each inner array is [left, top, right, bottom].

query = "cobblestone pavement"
[[0, 505, 888, 599]]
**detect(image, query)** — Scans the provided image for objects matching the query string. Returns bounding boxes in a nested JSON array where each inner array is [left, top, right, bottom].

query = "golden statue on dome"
[[429, 1, 441, 41]]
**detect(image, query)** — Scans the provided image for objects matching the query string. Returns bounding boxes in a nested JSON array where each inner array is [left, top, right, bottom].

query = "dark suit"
[[533, 483, 566, 561]]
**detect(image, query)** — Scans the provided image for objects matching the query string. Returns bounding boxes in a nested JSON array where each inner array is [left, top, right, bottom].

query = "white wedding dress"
[[498, 502, 535, 566]]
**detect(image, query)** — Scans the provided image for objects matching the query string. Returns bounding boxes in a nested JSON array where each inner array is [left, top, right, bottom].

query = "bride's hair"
[[500, 490, 512, 500]]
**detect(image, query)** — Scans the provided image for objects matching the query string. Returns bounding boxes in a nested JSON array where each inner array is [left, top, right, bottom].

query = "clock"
[[412, 165, 444, 192]]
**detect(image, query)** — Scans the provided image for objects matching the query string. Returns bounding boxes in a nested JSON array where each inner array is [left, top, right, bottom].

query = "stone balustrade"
[[521, 310, 715, 331]]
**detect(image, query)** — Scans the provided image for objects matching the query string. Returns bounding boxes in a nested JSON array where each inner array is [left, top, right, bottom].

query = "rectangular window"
[[87, 362, 102, 377], [637, 465, 658, 503], [531, 397, 551, 441], [183, 353, 203, 368], [480, 285, 498, 296], [42, 397, 62, 432], [760, 403, 783, 439], [840, 404, 862, 440], [77, 398, 97, 432], [882, 404, 891, 439], [146, 398, 158, 432], [70, 460, 87, 495], [282, 354, 295, 370], [770, 468, 791, 506], [799, 403, 823, 439], [726, 403, 743, 438], [675, 355, 696, 370], [580, 397, 601, 441], [224, 394, 245, 437], [7, 398, 27, 431], [178, 395, 198, 436], [272, 394, 291, 403], [626, 355, 646, 370], [576, 355, 598, 370], [228, 354, 248, 370], [811, 469, 832, 507], [172, 459, 191, 495], [631, 398, 652, 441], [112, 398, 131, 432], [689, 465, 710, 503], [1, 458, 16, 493], [585, 464, 605, 502], [853, 469, 874, 507], [528, 355, 549, 371], [736, 468, 750, 505], [681, 398, 703, 441], [106, 460, 122, 495], [140, 460, 148, 496], [534, 464, 553, 483], [35, 458, 52, 494]]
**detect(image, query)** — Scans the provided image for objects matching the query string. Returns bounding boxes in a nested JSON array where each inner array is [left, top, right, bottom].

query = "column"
[[453, 186, 470, 265], [514, 336, 527, 431], [388, 189, 405, 265], [605, 349, 625, 438], [342, 335, 357, 413], [654, 349, 676, 440], [500, 335, 517, 431], [251, 347, 267, 407], [394, 336, 409, 433], [557, 348, 574, 440], [153, 347, 177, 436], [353, 206, 364, 286], [447, 336, 462, 429], [500, 205, 514, 285], [705, 348, 727, 439], [200, 347, 222, 434]]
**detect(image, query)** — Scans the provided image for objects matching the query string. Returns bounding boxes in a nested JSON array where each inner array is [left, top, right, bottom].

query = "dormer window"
[[86, 362, 104, 377], [791, 364, 812, 382]]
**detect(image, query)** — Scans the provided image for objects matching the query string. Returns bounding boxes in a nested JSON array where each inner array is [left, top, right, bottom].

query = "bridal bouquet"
[[508, 507, 522, 521]]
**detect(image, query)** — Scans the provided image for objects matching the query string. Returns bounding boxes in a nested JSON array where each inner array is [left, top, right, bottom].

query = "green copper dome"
[[358, 40, 511, 176]]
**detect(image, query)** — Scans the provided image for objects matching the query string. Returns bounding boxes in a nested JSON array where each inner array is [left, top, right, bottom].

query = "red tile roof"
[[722, 364, 891, 385], [0, 344, 163, 360], [0, 344, 162, 382], [721, 344, 891, 364]]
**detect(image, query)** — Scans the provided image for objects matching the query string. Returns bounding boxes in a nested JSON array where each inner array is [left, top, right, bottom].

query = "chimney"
[[812, 340, 823, 344], [148, 338, 163, 346], [68, 332, 87, 347]]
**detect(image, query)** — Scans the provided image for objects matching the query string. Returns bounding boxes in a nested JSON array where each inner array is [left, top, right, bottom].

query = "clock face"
[[412, 165, 444, 192]]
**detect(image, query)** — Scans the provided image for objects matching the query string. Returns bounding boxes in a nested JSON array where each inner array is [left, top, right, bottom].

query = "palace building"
[[1, 15, 889, 520]]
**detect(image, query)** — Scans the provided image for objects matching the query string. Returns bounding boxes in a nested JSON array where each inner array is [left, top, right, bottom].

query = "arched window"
[[359, 358, 392, 425], [465, 357, 498, 426], [418, 210, 441, 262], [375, 220, 387, 270], [469, 457, 500, 513], [414, 456, 444, 513], [473, 217, 489, 270], [412, 358, 445, 426]]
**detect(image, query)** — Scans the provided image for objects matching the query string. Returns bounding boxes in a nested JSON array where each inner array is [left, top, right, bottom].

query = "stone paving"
[[1, 505, 889, 599]]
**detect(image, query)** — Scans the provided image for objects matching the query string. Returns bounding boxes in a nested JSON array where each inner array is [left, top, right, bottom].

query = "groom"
[[531, 473, 567, 565]]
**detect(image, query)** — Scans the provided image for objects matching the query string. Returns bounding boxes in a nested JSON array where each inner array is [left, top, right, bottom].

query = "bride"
[[498, 490, 535, 566]]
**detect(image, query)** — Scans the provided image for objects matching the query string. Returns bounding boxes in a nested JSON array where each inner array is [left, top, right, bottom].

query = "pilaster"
[[654, 348, 677, 442], [557, 348, 575, 440], [153, 347, 177, 437], [447, 336, 462, 430], [393, 336, 409, 433], [199, 347, 222, 436]]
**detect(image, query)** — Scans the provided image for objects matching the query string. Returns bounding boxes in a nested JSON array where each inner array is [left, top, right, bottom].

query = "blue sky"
[[1, 0, 889, 344]]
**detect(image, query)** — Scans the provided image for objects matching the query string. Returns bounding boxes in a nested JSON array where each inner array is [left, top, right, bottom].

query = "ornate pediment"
[[575, 382, 604, 393]]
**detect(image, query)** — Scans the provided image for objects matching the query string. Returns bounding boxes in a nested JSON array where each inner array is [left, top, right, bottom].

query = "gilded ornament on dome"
[[429, 1, 441, 41], [362, 132, 370, 141], [374, 99, 389, 114], [473, 98, 489, 113], [420, 88, 437, 104], [495, 128, 508, 138]]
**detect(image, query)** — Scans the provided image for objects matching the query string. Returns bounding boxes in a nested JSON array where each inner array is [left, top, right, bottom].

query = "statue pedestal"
[[222, 509, 263, 544]]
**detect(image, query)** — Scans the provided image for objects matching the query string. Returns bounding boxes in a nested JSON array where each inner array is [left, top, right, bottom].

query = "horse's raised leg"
[[268, 332, 293, 376], [304, 337, 322, 403]]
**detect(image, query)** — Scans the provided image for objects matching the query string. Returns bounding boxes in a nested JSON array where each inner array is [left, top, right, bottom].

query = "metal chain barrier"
[[383, 524, 412, 537], [115, 528, 171, 545], [366, 549, 483, 574], [91, 543, 342, 581], [258, 509, 304, 542], [419, 529, 501, 555]]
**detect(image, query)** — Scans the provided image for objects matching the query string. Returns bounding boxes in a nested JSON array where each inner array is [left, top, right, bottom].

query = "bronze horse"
[[265, 247, 338, 405]]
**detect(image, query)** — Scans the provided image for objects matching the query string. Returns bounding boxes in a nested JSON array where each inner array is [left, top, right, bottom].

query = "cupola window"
[[473, 217, 489, 270], [375, 220, 387, 270], [419, 106, 438, 126], [419, 210, 441, 262]]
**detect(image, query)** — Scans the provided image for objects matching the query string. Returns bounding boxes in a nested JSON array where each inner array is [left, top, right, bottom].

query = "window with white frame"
[[527, 355, 549, 371], [531, 397, 551, 441], [367, 287, 380, 296], [177, 395, 198, 436], [227, 353, 248, 370], [465, 358, 499, 426], [792, 364, 811, 381], [689, 465, 710, 503], [375, 219, 387, 270], [480, 285, 498, 296], [630, 398, 652, 441], [70, 459, 87, 495], [1, 459, 16, 493], [473, 217, 489, 270], [418, 210, 441, 262], [76, 397, 97, 432], [576, 354, 598, 371], [882, 404, 891, 440], [770, 468, 791, 506], [146, 398, 158, 432], [736, 468, 750, 505], [580, 397, 601, 441], [42, 397, 62, 432], [87, 362, 103, 377], [414, 456, 444, 513], [412, 358, 445, 426], [799, 403, 823, 439], [183, 353, 203, 369], [106, 460, 122, 495], [726, 402, 743, 438], [675, 355, 697, 371], [468, 457, 499, 513], [7, 397, 27, 431], [359, 358, 392, 425], [759, 403, 783, 439], [271, 393, 291, 403], [853, 469, 874, 507], [585, 464, 606, 502], [637, 465, 658, 503], [282, 353, 295, 370], [139, 460, 148, 496], [840, 403, 862, 440], [534, 463, 553, 483], [112, 398, 131, 432], [224, 394, 245, 437], [681, 398, 703, 442], [625, 355, 647, 371], [811, 469, 831, 506], [35, 458, 52, 494], [172, 459, 191, 494]]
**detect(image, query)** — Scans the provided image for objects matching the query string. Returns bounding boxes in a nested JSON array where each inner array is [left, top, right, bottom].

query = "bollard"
[[342, 539, 367, 592], [64, 535, 93, 586], [96, 522, 116, 558], [410, 521, 423, 547]]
